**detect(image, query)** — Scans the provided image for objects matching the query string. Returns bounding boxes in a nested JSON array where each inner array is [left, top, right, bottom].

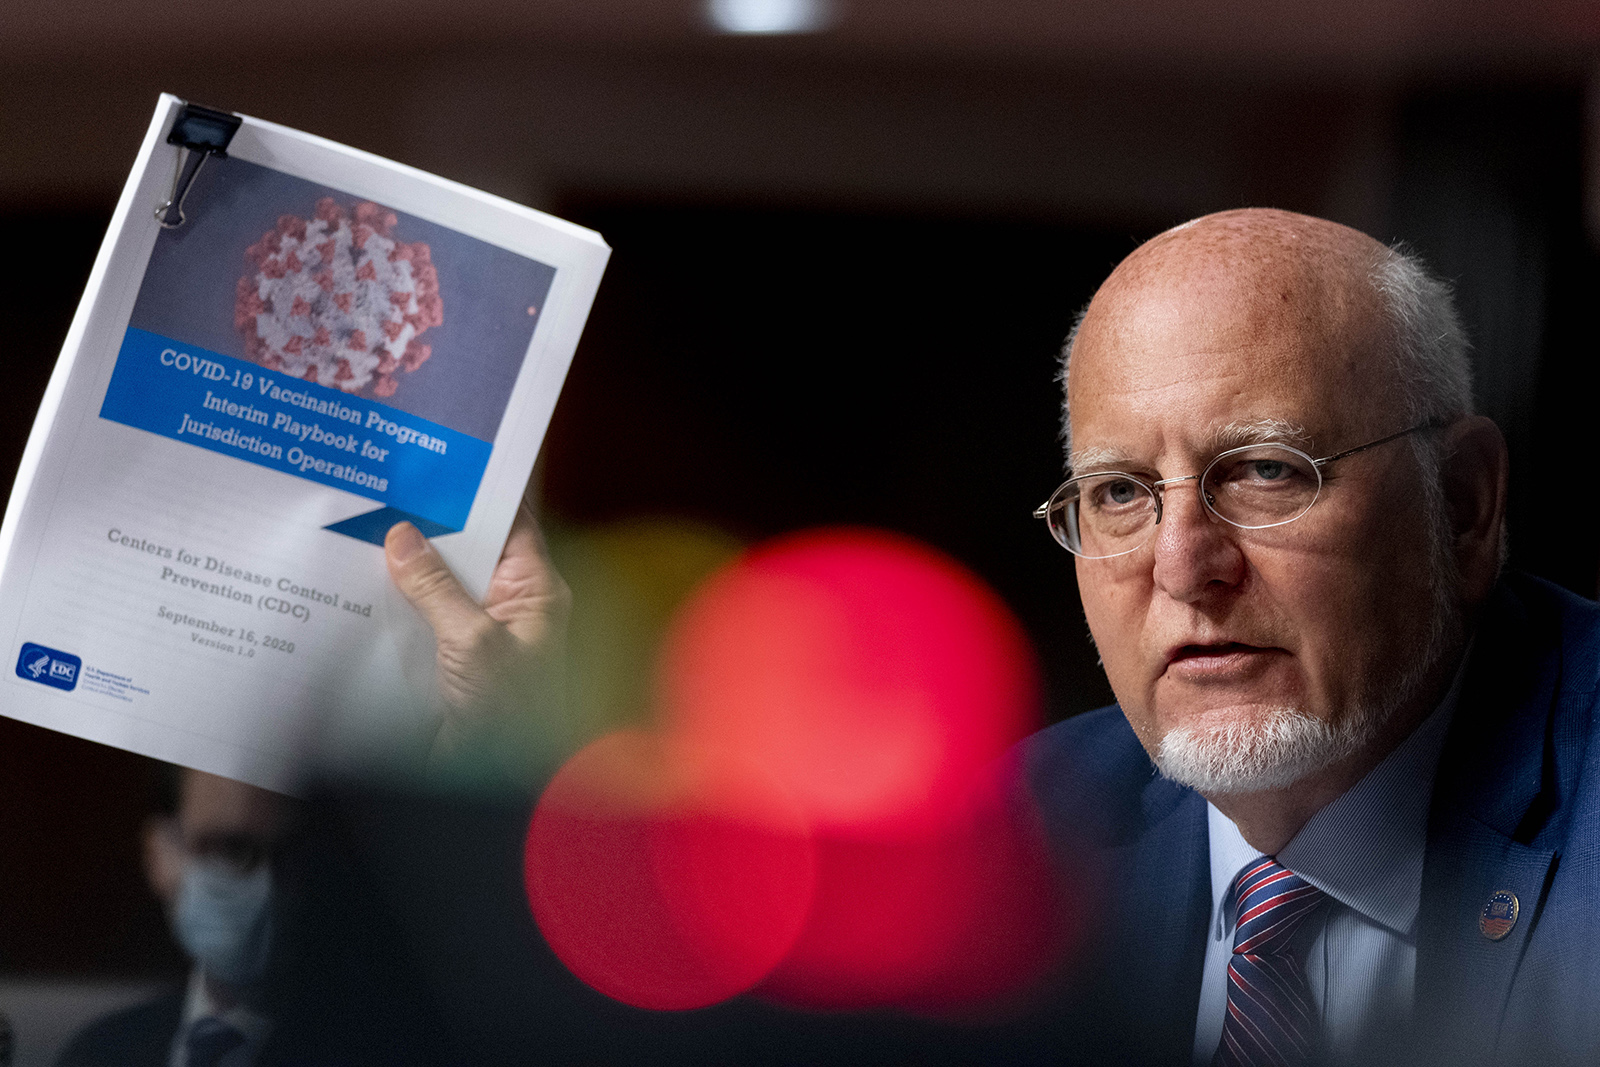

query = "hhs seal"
[[15, 642, 82, 692]]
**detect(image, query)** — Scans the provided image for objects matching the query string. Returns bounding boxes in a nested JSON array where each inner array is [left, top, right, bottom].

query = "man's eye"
[[1213, 453, 1309, 487], [1088, 478, 1147, 508], [1105, 480, 1141, 504]]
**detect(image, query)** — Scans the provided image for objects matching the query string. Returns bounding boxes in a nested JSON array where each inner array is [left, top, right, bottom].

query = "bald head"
[[1047, 207, 1506, 833], [1060, 208, 1472, 461], [1111, 208, 1387, 295]]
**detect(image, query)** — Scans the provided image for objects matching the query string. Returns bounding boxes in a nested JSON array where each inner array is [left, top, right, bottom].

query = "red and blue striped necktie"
[[1212, 856, 1328, 1067]]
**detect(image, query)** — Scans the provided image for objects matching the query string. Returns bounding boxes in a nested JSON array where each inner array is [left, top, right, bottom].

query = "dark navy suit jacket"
[[56, 991, 184, 1067], [1018, 574, 1600, 1066], [55, 990, 295, 1067]]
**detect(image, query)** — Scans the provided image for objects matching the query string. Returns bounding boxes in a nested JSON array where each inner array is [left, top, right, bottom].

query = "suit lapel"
[[1100, 781, 1211, 1062], [1415, 578, 1565, 1061], [1415, 814, 1556, 1061]]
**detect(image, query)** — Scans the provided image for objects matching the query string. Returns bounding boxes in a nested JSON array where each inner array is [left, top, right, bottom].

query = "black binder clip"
[[156, 103, 243, 229]]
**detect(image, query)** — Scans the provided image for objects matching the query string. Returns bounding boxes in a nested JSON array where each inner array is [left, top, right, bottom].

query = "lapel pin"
[[1479, 890, 1519, 941]]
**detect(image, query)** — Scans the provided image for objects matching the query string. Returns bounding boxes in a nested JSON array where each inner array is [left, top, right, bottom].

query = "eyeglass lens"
[[1051, 445, 1323, 558]]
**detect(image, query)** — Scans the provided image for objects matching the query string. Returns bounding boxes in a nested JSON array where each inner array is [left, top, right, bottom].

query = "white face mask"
[[171, 859, 273, 987]]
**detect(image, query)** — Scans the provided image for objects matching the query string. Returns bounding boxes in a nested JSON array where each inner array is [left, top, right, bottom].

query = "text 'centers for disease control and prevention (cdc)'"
[[107, 526, 373, 626]]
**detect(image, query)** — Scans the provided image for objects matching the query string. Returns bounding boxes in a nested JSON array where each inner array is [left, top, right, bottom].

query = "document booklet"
[[0, 96, 609, 791]]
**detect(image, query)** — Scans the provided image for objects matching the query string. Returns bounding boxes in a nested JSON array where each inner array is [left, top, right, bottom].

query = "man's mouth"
[[1163, 642, 1285, 678]]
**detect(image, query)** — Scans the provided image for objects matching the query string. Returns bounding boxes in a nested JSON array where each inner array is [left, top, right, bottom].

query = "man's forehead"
[[1083, 264, 1379, 359], [1065, 216, 1401, 455], [1069, 417, 1313, 472]]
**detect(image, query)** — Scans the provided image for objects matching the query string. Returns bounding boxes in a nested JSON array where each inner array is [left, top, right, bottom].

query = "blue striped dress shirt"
[[1192, 672, 1462, 1064]]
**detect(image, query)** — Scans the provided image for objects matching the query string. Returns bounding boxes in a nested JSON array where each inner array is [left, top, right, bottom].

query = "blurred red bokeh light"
[[755, 763, 1067, 1011], [658, 529, 1039, 837], [525, 730, 815, 1011], [526, 527, 1065, 1013]]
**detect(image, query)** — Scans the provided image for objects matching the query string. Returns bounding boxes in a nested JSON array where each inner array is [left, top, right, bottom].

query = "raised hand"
[[384, 504, 570, 757]]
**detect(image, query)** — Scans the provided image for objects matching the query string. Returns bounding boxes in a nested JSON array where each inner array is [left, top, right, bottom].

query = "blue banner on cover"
[[100, 328, 491, 533]]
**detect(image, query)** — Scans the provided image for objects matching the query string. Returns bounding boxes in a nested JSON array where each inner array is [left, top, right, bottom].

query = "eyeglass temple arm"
[[1311, 419, 1450, 468]]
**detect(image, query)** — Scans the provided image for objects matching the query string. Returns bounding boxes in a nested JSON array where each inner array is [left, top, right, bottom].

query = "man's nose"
[[1149, 481, 1246, 601]]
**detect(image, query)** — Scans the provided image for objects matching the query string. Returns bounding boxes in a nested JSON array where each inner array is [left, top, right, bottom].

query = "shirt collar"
[[1207, 654, 1467, 941], [178, 966, 273, 1049]]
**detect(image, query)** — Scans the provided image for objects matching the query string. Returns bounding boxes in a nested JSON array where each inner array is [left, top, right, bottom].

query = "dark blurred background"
[[2, 0, 1598, 1058]]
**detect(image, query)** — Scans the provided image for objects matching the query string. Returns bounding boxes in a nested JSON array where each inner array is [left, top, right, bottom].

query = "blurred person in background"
[[57, 769, 291, 1067], [1024, 208, 1599, 1065]]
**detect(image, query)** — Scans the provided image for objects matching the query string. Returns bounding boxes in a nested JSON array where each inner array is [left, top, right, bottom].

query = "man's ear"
[[1441, 415, 1509, 606], [143, 815, 184, 905]]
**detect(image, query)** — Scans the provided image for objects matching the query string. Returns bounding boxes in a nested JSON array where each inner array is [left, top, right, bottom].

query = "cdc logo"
[[15, 642, 82, 692]]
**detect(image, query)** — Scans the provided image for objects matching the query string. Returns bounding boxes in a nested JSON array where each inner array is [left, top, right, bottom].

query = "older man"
[[1023, 209, 1600, 1066]]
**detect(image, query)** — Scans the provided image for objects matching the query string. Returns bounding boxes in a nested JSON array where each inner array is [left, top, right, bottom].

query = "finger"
[[502, 501, 547, 568], [485, 504, 570, 644], [385, 521, 490, 640]]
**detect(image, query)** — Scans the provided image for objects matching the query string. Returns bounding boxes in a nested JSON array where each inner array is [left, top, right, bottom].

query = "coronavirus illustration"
[[234, 198, 443, 397]]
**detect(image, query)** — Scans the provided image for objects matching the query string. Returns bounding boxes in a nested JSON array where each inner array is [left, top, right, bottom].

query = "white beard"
[[1155, 705, 1380, 795]]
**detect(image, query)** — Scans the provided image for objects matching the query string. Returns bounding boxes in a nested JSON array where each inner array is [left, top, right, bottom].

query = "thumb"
[[385, 522, 487, 639]]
